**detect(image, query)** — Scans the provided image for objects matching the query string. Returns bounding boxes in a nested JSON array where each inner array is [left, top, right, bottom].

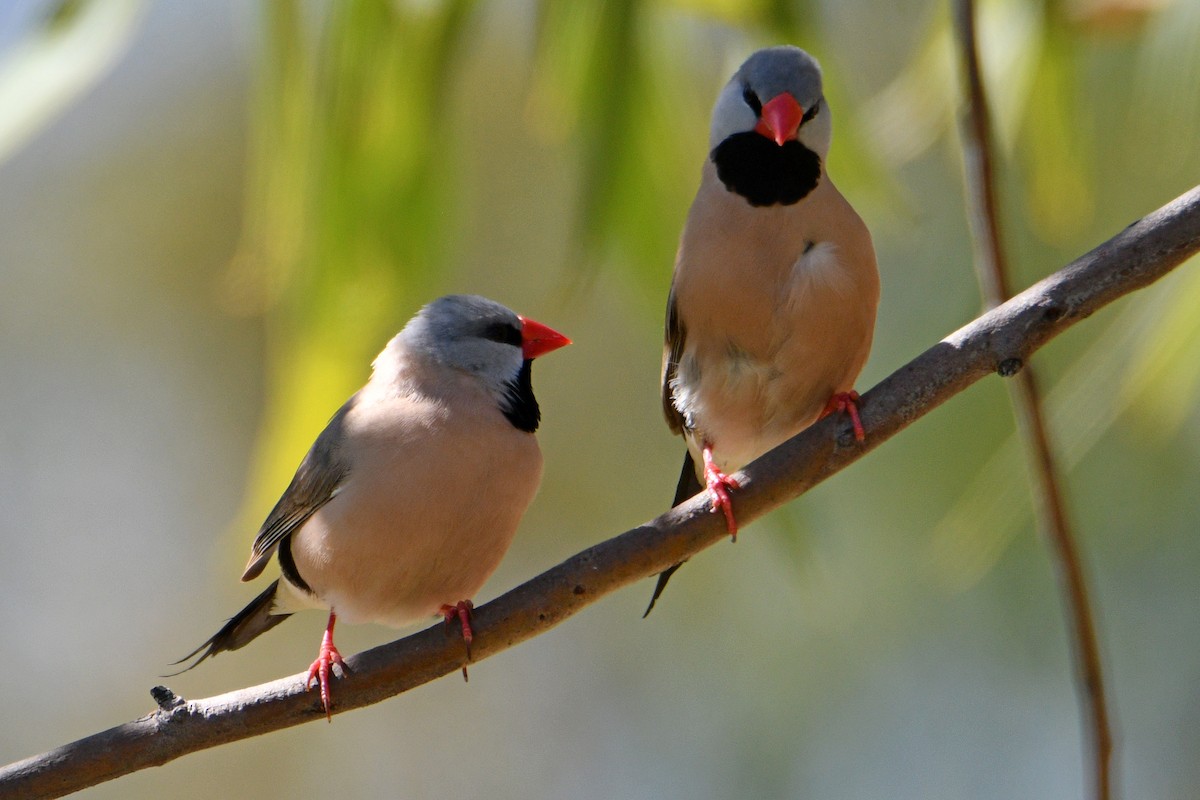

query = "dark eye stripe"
[[742, 87, 762, 116], [482, 321, 522, 347]]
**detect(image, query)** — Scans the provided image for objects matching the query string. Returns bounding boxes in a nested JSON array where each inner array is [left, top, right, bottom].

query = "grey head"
[[708, 45, 832, 158], [374, 294, 569, 432], [389, 294, 526, 390]]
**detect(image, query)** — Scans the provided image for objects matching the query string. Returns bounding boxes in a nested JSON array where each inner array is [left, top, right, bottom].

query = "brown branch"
[[951, 3, 1114, 799], [3, 186, 1199, 799]]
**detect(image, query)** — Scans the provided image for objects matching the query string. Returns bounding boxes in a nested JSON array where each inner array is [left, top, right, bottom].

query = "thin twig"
[[2, 186, 1198, 799], [952, 2, 1113, 798]]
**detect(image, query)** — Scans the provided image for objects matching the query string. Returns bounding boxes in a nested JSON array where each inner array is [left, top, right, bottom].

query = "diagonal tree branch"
[[951, 2, 1113, 798], [2, 185, 1199, 800]]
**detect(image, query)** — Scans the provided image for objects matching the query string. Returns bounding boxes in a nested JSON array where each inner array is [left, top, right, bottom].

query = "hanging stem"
[[951, 2, 1113, 798]]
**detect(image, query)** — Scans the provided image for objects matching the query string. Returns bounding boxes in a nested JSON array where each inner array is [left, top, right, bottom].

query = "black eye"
[[481, 321, 522, 347], [802, 98, 820, 123], [742, 87, 762, 116]]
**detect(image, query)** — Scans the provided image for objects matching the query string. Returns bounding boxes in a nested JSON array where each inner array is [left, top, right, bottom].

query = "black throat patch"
[[501, 360, 541, 433], [711, 132, 822, 207]]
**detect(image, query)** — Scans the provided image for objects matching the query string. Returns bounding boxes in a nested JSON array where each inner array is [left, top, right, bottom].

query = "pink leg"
[[702, 444, 741, 541], [305, 611, 348, 722], [440, 600, 475, 681], [821, 390, 866, 442]]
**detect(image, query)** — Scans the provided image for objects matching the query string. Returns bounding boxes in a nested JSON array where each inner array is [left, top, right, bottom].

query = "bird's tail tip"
[[163, 579, 291, 676]]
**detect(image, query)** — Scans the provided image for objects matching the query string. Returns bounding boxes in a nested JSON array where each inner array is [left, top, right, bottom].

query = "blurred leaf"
[[1066, 0, 1171, 34], [1118, 261, 1200, 432], [860, 0, 1040, 168], [929, 0, 1197, 590], [229, 0, 482, 530], [1018, 23, 1095, 245], [573, 0, 641, 263], [0, 0, 146, 165], [665, 0, 767, 24], [526, 1, 609, 144], [1131, 0, 1200, 187], [762, 0, 817, 38], [859, 17, 956, 169], [529, 0, 646, 286], [928, 265, 1197, 589], [219, 0, 1199, 591], [528, 0, 825, 295], [977, 0, 1043, 153]]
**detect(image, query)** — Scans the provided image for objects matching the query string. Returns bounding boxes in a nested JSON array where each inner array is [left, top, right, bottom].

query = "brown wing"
[[240, 395, 356, 582], [661, 287, 687, 436]]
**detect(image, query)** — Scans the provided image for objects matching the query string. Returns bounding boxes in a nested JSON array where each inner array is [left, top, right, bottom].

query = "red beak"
[[754, 92, 804, 146], [518, 316, 571, 359]]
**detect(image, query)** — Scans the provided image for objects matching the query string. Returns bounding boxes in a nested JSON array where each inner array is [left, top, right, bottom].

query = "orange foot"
[[821, 391, 865, 442], [702, 444, 741, 541], [306, 611, 349, 722], [440, 600, 475, 681]]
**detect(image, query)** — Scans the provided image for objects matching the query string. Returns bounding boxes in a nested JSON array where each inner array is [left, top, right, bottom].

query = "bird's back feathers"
[[242, 398, 355, 582]]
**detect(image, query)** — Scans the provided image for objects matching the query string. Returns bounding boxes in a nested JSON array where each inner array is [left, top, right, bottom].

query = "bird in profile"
[[175, 294, 571, 719], [646, 46, 880, 615]]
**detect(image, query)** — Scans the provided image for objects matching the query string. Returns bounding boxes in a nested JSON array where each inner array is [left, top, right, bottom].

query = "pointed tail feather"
[[166, 580, 292, 675], [669, 450, 704, 510], [643, 452, 703, 617]]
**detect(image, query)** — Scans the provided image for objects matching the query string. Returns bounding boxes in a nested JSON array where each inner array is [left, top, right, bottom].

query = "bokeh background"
[[2, 1, 1199, 798]]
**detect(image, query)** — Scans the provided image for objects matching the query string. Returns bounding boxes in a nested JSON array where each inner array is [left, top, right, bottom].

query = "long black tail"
[[643, 451, 703, 617], [167, 580, 292, 675]]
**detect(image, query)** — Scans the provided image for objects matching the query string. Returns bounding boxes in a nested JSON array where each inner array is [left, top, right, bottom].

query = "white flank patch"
[[787, 241, 850, 308]]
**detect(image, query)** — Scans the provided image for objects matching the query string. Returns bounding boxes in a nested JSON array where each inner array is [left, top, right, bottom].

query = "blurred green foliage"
[[2, 2, 1199, 796], [0, 0, 146, 160], [206, 0, 1200, 578], [223, 0, 486, 516]]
